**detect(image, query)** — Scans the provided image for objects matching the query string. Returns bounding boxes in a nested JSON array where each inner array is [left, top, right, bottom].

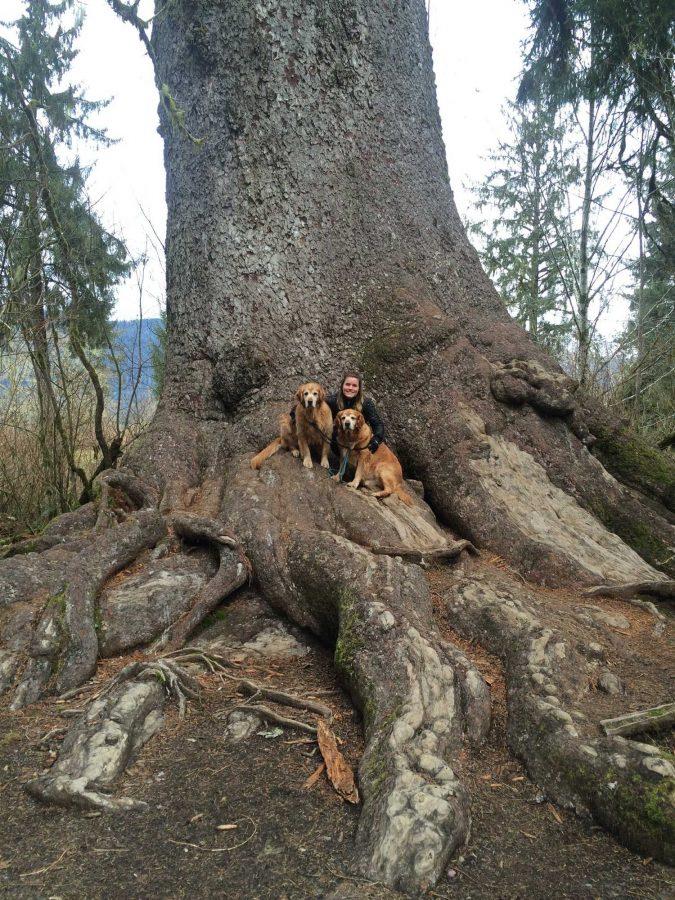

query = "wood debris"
[[302, 762, 326, 790], [316, 720, 359, 805]]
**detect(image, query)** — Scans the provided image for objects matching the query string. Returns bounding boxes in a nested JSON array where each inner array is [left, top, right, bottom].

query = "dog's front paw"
[[291, 449, 300, 458], [303, 458, 313, 470], [320, 458, 330, 469], [346, 481, 360, 490]]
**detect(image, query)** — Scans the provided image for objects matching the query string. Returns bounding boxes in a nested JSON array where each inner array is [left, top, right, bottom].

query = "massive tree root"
[[440, 563, 674, 864], [0, 509, 167, 708], [1, 413, 673, 893], [219, 455, 490, 892], [25, 657, 201, 811]]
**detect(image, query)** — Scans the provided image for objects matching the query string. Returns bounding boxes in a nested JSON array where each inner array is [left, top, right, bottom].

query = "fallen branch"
[[236, 679, 332, 718], [584, 580, 675, 601], [365, 539, 478, 562], [245, 703, 317, 735], [317, 719, 359, 804], [600, 702, 675, 738]]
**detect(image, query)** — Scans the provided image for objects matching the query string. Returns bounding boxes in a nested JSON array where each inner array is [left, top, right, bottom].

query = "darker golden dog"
[[333, 409, 412, 505], [250, 381, 333, 471]]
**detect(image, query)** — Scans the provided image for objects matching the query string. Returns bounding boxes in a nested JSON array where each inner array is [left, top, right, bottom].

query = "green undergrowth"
[[201, 607, 229, 629]]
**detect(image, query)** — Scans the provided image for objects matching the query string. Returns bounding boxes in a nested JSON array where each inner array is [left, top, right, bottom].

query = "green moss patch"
[[593, 421, 675, 511]]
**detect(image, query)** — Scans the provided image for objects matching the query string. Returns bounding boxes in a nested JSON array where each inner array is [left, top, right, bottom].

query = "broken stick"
[[600, 702, 675, 738], [236, 680, 332, 718]]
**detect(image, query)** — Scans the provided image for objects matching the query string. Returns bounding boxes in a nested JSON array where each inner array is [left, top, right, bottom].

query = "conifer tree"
[[469, 99, 575, 354], [0, 0, 129, 508]]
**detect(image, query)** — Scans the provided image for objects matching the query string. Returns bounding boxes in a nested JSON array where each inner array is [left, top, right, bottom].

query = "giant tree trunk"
[[1, 1, 673, 893]]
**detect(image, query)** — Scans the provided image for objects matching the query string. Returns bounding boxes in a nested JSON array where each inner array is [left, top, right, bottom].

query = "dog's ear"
[[317, 384, 326, 402], [296, 385, 304, 403], [357, 412, 365, 428]]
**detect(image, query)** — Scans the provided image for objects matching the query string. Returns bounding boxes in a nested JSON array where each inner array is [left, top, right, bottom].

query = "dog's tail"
[[250, 438, 282, 470], [395, 486, 414, 506], [373, 485, 414, 506]]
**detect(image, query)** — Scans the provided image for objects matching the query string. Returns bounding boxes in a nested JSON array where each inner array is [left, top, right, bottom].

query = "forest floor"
[[0, 560, 672, 899]]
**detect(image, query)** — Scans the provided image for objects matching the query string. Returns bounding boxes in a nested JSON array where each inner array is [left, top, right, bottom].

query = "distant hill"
[[109, 318, 161, 406]]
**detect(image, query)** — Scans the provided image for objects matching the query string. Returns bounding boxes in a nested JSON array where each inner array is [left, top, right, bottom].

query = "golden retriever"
[[250, 382, 333, 471], [333, 409, 412, 505]]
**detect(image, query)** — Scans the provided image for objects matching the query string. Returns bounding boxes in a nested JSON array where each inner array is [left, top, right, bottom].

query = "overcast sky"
[[5, 0, 530, 320]]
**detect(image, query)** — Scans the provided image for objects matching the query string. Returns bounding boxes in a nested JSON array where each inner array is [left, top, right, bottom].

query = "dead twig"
[[247, 703, 317, 734], [168, 817, 257, 852], [236, 679, 332, 718], [19, 848, 70, 878]]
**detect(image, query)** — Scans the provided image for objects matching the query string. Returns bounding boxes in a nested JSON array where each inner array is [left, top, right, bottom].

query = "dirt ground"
[[0, 561, 672, 899]]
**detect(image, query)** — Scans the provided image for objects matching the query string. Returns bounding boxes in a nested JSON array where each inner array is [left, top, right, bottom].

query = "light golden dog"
[[250, 382, 333, 471], [333, 409, 412, 505]]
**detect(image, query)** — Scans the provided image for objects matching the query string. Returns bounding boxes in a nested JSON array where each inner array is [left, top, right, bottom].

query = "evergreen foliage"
[[519, 0, 674, 145], [0, 0, 128, 348], [469, 100, 575, 354], [617, 146, 675, 442], [0, 0, 136, 522]]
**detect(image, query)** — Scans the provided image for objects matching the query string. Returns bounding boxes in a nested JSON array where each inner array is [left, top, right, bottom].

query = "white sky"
[[5, 0, 531, 321]]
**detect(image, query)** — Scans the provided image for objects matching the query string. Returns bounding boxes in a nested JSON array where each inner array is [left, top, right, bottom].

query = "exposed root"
[[600, 703, 675, 738], [222, 456, 491, 892], [25, 677, 165, 811], [101, 657, 202, 718], [99, 468, 159, 511], [583, 580, 672, 636], [440, 640, 491, 746], [0, 503, 98, 559], [238, 703, 317, 735], [236, 679, 333, 718], [24, 656, 201, 811], [365, 539, 478, 563], [163, 647, 239, 671], [442, 566, 675, 865], [10, 510, 166, 708], [153, 515, 250, 651], [95, 468, 159, 531]]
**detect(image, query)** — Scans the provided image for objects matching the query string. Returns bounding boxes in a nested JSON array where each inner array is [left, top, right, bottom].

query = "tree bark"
[[1, 1, 674, 892], [576, 93, 595, 386], [150, 0, 672, 581]]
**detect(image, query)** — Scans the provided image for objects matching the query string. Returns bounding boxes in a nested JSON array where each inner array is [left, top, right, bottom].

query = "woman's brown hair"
[[337, 372, 364, 411]]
